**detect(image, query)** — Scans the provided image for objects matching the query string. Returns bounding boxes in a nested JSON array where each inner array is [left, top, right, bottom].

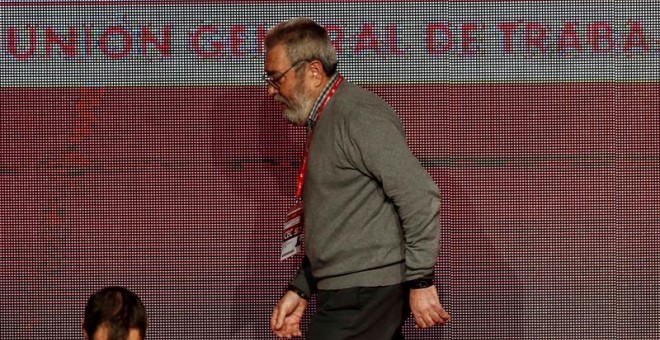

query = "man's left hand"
[[409, 285, 451, 328]]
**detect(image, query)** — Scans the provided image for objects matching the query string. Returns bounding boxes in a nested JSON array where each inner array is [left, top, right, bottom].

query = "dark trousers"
[[307, 283, 410, 340]]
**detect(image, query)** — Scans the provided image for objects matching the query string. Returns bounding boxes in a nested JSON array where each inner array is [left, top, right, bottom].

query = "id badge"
[[280, 202, 304, 260]]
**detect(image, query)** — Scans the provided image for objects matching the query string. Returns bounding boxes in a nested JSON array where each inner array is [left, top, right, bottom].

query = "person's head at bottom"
[[83, 286, 148, 340]]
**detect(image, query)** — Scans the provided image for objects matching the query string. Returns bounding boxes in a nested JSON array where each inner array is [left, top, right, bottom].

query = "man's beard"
[[276, 81, 314, 126]]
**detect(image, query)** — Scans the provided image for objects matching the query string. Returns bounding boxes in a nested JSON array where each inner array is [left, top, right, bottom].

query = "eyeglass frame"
[[262, 59, 307, 89]]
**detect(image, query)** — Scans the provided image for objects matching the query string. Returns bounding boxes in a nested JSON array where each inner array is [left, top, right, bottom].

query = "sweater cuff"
[[287, 284, 310, 300]]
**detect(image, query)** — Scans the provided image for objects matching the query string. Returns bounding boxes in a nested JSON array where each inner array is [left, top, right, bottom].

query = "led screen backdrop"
[[1, 1, 658, 339]]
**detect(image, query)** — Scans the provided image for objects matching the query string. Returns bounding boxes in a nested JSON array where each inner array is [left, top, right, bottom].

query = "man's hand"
[[270, 290, 309, 339], [409, 285, 451, 328]]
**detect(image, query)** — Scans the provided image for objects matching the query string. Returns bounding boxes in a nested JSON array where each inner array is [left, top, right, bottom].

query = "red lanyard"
[[295, 75, 344, 198]]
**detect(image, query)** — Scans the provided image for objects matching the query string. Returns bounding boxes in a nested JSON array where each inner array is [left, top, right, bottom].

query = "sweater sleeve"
[[344, 103, 441, 281], [290, 256, 316, 297]]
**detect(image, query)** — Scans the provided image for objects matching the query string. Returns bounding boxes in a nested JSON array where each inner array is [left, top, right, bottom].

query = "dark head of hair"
[[265, 17, 338, 76], [83, 286, 148, 340]]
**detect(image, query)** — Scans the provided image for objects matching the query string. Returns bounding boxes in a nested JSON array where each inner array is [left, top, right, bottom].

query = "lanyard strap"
[[295, 75, 344, 198]]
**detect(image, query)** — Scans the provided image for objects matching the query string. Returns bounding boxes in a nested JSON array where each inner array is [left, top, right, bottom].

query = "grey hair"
[[265, 17, 338, 76]]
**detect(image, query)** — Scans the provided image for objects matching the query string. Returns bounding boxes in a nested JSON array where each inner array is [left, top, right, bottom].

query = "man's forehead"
[[91, 325, 143, 340], [264, 45, 290, 72]]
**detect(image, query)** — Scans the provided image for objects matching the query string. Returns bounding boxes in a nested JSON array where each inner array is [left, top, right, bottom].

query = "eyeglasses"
[[262, 60, 305, 89]]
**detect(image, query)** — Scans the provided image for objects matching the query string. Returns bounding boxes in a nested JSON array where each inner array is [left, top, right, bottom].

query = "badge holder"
[[280, 201, 303, 260]]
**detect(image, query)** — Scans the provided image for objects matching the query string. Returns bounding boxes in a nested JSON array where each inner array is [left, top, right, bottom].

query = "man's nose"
[[267, 84, 278, 97]]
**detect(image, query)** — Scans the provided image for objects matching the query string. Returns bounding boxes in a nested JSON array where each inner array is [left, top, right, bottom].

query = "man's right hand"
[[270, 290, 308, 339]]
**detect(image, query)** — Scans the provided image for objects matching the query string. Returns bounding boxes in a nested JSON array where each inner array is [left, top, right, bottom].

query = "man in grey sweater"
[[266, 18, 450, 339]]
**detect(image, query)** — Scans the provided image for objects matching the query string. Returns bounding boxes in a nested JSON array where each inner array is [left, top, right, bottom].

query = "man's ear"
[[307, 60, 325, 87]]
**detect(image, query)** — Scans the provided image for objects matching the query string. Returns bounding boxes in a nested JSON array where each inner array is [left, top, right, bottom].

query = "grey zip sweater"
[[292, 79, 440, 294]]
